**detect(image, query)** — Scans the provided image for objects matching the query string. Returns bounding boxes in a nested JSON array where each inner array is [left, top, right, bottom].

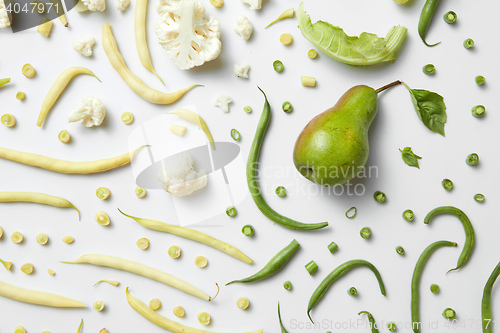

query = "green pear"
[[293, 81, 400, 187]]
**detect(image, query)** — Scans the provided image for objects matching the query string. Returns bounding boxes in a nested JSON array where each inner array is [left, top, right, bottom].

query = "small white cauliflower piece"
[[157, 152, 208, 197], [241, 0, 261, 10], [234, 15, 253, 40], [80, 0, 105, 12], [154, 0, 222, 70], [116, 0, 129, 11], [234, 64, 250, 79], [72, 37, 96, 57], [214, 95, 232, 113], [0, 0, 11, 29], [68, 96, 106, 127]]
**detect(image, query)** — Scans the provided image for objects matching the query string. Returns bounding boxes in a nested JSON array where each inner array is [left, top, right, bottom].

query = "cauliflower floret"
[[234, 64, 250, 79], [214, 94, 232, 113], [72, 36, 96, 57], [68, 96, 106, 127], [81, 0, 105, 12], [234, 15, 253, 40], [116, 0, 129, 11], [241, 0, 261, 10], [157, 152, 208, 197], [0, 0, 11, 29], [154, 0, 221, 70]]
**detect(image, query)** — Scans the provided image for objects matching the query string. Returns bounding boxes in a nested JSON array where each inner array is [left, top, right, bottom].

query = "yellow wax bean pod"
[[0, 280, 85, 307], [0, 192, 80, 220]]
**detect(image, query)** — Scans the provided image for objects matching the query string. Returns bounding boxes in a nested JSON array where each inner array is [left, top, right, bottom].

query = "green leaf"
[[402, 82, 447, 136], [297, 3, 407, 66], [399, 147, 422, 168]]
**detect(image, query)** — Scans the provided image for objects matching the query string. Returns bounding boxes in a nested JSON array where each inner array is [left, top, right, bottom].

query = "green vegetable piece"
[[387, 321, 397, 332], [396, 246, 405, 255], [307, 260, 386, 323], [466, 153, 479, 166], [403, 209, 415, 222], [283, 280, 292, 291], [400, 147, 422, 168], [464, 38, 474, 49], [358, 311, 379, 333], [347, 286, 357, 296], [345, 207, 357, 219], [242, 225, 254, 237], [273, 60, 284, 73], [231, 129, 241, 141], [328, 242, 338, 254], [275, 186, 286, 198], [418, 0, 441, 47], [472, 105, 486, 118], [226, 206, 237, 217], [474, 193, 485, 203], [402, 82, 447, 136], [482, 261, 500, 332], [297, 3, 407, 66], [443, 308, 456, 320], [278, 303, 289, 333], [282, 101, 293, 113], [424, 206, 475, 273], [305, 260, 318, 275], [442, 178, 454, 191], [422, 64, 435, 75], [430, 284, 440, 294], [244, 106, 252, 113], [226, 239, 300, 285], [476, 75, 486, 85], [360, 227, 372, 239], [0, 78, 11, 87], [443, 11, 457, 23], [412, 241, 457, 333], [374, 191, 386, 203]]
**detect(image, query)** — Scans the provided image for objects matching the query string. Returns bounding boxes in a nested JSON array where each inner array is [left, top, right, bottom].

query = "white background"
[[1, 0, 500, 332]]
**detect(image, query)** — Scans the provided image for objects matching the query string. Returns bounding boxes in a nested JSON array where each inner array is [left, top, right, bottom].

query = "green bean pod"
[[418, 0, 441, 47], [482, 261, 500, 332], [307, 259, 386, 323], [411, 241, 457, 333], [358, 311, 379, 333], [226, 239, 300, 285], [247, 87, 328, 230], [424, 206, 475, 273]]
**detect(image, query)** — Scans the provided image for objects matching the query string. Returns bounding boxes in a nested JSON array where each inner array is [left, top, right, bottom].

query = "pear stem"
[[375, 80, 402, 94]]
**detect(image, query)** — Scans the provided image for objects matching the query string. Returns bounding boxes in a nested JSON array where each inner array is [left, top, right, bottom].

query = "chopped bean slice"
[[16, 92, 26, 101], [93, 300, 105, 311], [121, 111, 134, 124], [474, 193, 485, 203], [210, 0, 223, 7], [307, 49, 317, 59], [374, 191, 386, 202], [472, 105, 486, 118], [242, 225, 254, 237], [442, 179, 454, 191], [345, 207, 357, 219], [11, 231, 24, 244], [96, 187, 111, 200], [301, 76, 316, 87], [47, 269, 55, 276], [62, 235, 74, 244], [0, 259, 13, 271], [58, 130, 71, 143], [280, 33, 293, 45], [197, 312, 211, 325], [137, 238, 150, 250], [22, 63, 36, 78], [36, 233, 49, 245], [275, 186, 287, 197], [237, 297, 250, 309], [283, 280, 292, 291], [244, 106, 252, 113], [1, 114, 16, 127], [149, 298, 162, 310], [21, 263, 34, 275], [173, 305, 185, 317], [403, 209, 415, 221], [135, 186, 147, 198], [195, 256, 208, 268], [360, 227, 372, 239], [168, 245, 181, 258], [328, 242, 338, 254], [95, 211, 111, 226], [430, 284, 440, 294], [226, 206, 237, 217], [305, 260, 318, 275], [15, 326, 26, 333]]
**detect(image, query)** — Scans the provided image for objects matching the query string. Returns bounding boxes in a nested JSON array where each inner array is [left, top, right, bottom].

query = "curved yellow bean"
[[63, 254, 213, 301], [126, 288, 263, 333], [119, 210, 253, 264], [135, 0, 163, 84], [93, 279, 120, 287], [167, 108, 215, 150], [0, 192, 80, 220], [0, 280, 85, 308], [37, 66, 101, 127], [0, 145, 147, 174], [102, 23, 201, 105]]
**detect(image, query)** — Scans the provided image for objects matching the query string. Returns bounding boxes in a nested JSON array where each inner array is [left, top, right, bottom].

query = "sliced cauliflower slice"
[[154, 0, 221, 70], [0, 0, 11, 29], [234, 64, 250, 79], [68, 96, 106, 127], [241, 0, 261, 10], [157, 152, 208, 197], [214, 94, 232, 113], [72, 36, 96, 57], [116, 0, 129, 11], [234, 15, 253, 40]]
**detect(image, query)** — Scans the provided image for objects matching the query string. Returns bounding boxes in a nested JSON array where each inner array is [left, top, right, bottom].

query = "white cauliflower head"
[[0, 0, 11, 29], [116, 0, 129, 11], [154, 0, 221, 70], [68, 96, 106, 127], [234, 64, 250, 79], [72, 36, 96, 57], [241, 0, 261, 10], [214, 94, 232, 113], [157, 152, 208, 197], [80, 0, 105, 12], [234, 15, 253, 40]]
